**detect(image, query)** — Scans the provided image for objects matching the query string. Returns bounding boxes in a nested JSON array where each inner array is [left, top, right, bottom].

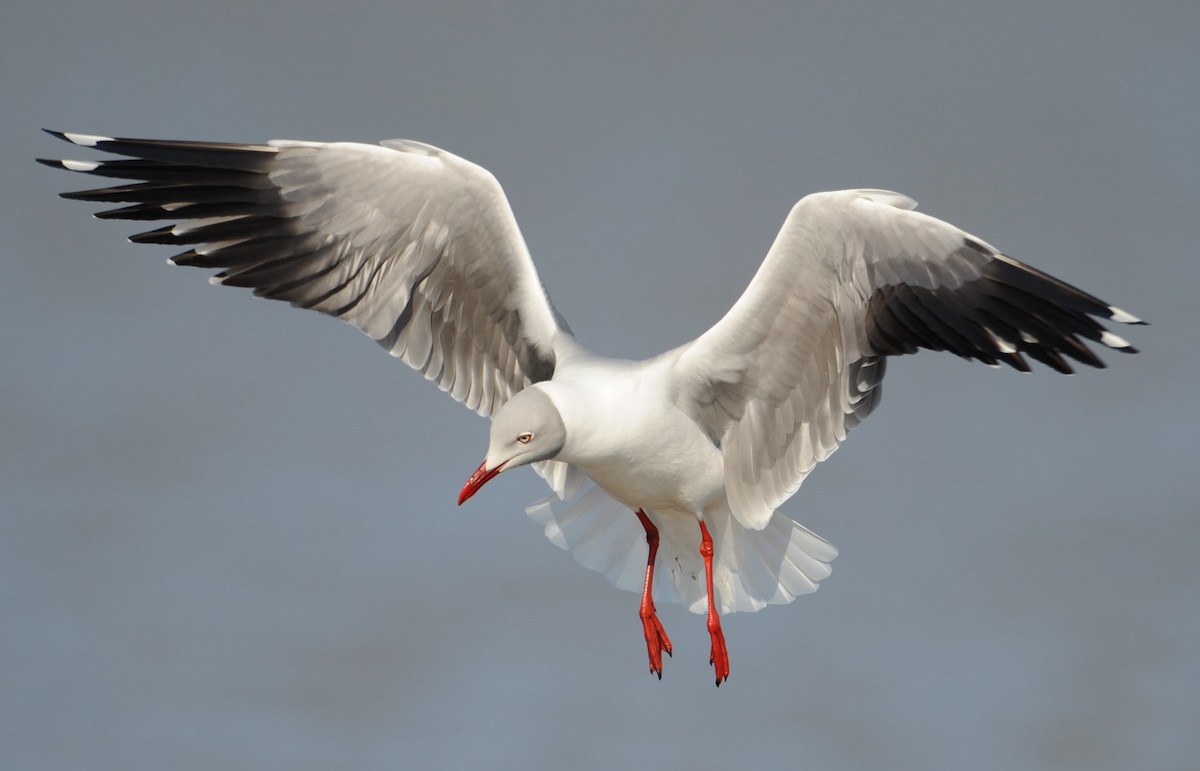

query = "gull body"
[[536, 349, 725, 516], [43, 130, 1142, 685]]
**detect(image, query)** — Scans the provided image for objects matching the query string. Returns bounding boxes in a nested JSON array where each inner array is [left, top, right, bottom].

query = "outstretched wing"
[[675, 189, 1143, 530], [42, 130, 571, 418]]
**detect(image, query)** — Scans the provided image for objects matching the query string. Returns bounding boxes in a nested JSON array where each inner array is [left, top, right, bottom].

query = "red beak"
[[458, 460, 501, 505]]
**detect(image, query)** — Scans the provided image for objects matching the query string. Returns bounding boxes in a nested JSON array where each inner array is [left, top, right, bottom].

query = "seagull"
[[42, 129, 1143, 685]]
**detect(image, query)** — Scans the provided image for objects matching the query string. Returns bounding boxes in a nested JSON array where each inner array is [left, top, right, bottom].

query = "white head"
[[458, 386, 567, 505]]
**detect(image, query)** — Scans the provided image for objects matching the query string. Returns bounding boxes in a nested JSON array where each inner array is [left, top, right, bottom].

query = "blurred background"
[[4, 2, 1196, 769]]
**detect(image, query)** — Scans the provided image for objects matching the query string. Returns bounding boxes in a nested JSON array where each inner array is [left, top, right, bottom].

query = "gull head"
[[458, 386, 566, 505]]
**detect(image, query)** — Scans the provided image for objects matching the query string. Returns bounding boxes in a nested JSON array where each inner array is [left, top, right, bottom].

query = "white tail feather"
[[526, 471, 837, 614]]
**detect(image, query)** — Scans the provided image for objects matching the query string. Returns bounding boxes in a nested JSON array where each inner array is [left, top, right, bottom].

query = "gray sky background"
[[4, 2, 1197, 770]]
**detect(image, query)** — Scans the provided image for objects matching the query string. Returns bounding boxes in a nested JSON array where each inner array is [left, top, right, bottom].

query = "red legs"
[[632, 512, 728, 686], [634, 509, 673, 678], [698, 520, 729, 686]]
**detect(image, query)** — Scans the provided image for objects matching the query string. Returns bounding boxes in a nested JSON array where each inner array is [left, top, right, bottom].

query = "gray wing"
[[43, 130, 571, 418], [674, 189, 1143, 530]]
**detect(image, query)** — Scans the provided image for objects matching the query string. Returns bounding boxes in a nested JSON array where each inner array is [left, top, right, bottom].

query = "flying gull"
[[41, 130, 1143, 685]]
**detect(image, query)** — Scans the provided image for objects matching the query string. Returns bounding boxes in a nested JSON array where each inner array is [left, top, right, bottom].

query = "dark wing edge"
[[866, 238, 1146, 375]]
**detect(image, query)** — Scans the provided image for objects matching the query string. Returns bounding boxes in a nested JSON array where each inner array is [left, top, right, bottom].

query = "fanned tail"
[[526, 474, 836, 614]]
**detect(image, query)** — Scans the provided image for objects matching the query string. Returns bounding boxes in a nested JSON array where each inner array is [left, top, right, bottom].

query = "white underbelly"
[[579, 419, 727, 516]]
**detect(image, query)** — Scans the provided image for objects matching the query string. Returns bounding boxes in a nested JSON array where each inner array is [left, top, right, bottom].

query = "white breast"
[[538, 357, 726, 516]]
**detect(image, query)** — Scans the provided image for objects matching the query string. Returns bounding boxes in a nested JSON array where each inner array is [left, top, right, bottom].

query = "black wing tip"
[[42, 129, 279, 168], [58, 188, 101, 201], [129, 225, 178, 244], [38, 157, 103, 179], [43, 129, 116, 147], [41, 130, 108, 183], [1107, 306, 1148, 326]]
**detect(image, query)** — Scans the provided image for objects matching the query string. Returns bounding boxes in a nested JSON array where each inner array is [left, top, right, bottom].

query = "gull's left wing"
[[674, 189, 1143, 531]]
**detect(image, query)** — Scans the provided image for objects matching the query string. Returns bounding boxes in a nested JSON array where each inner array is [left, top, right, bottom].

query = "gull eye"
[[516, 432, 534, 444]]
